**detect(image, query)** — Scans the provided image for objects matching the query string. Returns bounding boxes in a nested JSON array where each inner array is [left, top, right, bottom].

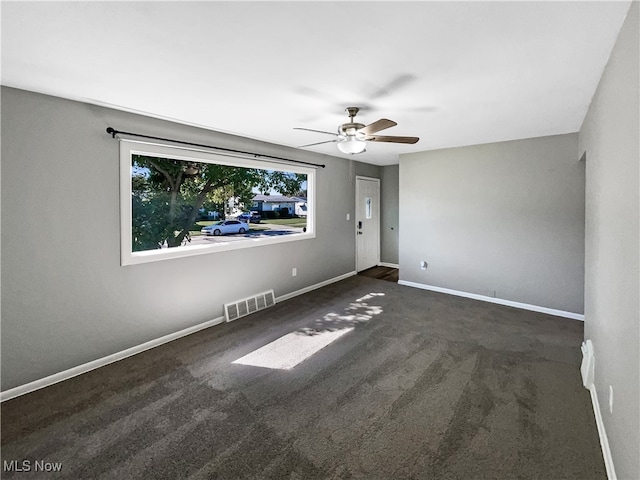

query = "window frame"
[[120, 139, 316, 266]]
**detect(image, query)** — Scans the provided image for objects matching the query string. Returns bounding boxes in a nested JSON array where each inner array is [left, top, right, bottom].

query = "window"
[[120, 139, 315, 265]]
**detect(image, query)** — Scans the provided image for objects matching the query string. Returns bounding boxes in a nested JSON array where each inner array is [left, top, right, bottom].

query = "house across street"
[[252, 194, 307, 217]]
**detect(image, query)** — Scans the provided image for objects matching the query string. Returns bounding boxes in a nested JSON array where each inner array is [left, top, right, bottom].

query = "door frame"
[[355, 175, 381, 272]]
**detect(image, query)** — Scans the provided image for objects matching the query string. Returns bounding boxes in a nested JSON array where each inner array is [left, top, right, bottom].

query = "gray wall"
[[399, 133, 585, 314], [380, 165, 399, 265], [351, 159, 380, 181], [1, 87, 364, 390], [579, 2, 639, 478]]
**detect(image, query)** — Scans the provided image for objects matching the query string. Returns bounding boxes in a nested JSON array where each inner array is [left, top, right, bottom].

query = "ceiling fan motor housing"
[[340, 122, 366, 137], [341, 107, 365, 137]]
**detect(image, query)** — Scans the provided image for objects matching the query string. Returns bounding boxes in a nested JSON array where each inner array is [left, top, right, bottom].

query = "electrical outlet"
[[346, 213, 350, 221], [609, 385, 613, 413], [292, 267, 297, 277]]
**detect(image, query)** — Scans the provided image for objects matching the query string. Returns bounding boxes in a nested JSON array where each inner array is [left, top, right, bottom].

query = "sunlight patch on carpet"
[[232, 327, 354, 370], [232, 292, 385, 370]]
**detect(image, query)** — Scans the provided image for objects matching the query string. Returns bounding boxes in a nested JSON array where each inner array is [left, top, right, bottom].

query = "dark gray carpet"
[[1, 276, 605, 479]]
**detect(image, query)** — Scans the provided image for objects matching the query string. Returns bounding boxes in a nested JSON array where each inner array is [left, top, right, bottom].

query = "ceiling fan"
[[295, 107, 419, 155]]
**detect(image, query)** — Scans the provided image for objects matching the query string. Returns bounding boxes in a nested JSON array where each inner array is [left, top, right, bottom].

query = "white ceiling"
[[1, 1, 632, 165]]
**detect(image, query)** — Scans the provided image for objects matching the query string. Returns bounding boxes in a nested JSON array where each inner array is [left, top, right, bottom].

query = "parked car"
[[237, 211, 261, 223], [201, 220, 249, 236]]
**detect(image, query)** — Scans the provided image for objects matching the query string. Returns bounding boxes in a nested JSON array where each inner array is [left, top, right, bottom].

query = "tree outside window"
[[131, 154, 307, 252]]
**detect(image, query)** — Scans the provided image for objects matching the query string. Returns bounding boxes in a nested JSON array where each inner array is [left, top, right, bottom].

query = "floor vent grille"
[[224, 290, 275, 322]]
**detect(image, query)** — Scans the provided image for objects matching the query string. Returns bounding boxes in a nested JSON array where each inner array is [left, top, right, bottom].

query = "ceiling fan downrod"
[[346, 106, 359, 121], [341, 107, 365, 135]]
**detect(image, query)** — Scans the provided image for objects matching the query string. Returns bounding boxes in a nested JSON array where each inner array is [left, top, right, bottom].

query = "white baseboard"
[[398, 280, 584, 321], [378, 262, 399, 269], [276, 271, 357, 302], [0, 315, 226, 402], [1, 271, 357, 402], [581, 340, 616, 480], [588, 384, 617, 479]]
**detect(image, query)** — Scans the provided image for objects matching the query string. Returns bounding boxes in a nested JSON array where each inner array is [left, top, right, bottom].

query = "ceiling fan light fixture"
[[337, 137, 367, 154]]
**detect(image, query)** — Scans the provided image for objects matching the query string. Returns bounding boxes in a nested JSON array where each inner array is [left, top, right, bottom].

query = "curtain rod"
[[105, 127, 325, 169]]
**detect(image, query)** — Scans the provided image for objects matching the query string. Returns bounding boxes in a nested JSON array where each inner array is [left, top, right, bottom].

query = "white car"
[[201, 220, 249, 236]]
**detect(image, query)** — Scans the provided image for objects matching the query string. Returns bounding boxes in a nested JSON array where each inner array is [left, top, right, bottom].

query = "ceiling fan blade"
[[365, 135, 419, 144], [298, 139, 338, 148], [294, 127, 338, 136], [359, 119, 397, 135]]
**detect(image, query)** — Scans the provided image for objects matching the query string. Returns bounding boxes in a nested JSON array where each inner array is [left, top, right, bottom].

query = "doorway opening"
[[355, 176, 380, 272]]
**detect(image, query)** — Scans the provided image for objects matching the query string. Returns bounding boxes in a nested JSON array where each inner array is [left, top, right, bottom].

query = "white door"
[[356, 176, 380, 272]]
